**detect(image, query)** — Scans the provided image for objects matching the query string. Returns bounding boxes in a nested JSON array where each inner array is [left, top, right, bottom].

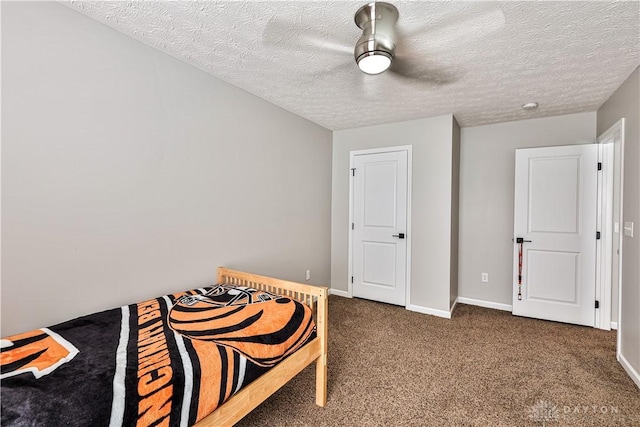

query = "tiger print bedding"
[[0, 283, 316, 426]]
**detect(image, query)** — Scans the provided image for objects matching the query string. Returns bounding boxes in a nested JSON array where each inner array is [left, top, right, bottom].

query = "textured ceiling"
[[64, 1, 639, 130]]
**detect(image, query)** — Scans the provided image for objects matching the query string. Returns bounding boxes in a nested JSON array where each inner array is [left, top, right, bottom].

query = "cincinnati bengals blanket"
[[1, 284, 316, 426]]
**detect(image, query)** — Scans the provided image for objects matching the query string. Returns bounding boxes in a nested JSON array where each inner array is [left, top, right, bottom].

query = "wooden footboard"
[[195, 268, 328, 426]]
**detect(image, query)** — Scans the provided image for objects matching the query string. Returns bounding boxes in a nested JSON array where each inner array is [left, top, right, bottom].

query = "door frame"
[[347, 145, 413, 307], [596, 119, 625, 338]]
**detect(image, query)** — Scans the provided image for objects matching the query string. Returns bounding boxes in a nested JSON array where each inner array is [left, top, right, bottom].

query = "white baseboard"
[[331, 291, 453, 319], [611, 321, 618, 330], [457, 297, 513, 312], [618, 352, 640, 390], [407, 304, 452, 319], [332, 293, 502, 320], [328, 288, 351, 298]]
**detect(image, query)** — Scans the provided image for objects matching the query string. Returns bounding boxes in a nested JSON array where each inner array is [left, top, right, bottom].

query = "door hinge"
[[351, 276, 354, 284], [595, 300, 600, 309], [351, 168, 356, 176], [596, 231, 601, 240], [351, 222, 354, 230], [597, 162, 602, 171]]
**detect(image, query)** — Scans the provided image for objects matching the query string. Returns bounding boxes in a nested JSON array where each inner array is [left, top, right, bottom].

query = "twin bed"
[[1, 267, 328, 426]]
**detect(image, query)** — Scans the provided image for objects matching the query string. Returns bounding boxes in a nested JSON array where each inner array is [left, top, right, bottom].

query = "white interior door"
[[351, 149, 408, 306], [513, 144, 598, 326]]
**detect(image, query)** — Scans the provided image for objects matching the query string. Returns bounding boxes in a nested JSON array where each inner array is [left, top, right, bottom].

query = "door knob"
[[514, 237, 532, 243], [392, 233, 405, 239]]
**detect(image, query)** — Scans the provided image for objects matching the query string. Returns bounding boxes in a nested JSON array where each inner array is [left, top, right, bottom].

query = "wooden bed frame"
[[195, 267, 328, 426]]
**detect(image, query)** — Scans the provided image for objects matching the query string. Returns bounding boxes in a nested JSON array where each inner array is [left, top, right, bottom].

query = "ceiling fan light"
[[357, 52, 392, 75]]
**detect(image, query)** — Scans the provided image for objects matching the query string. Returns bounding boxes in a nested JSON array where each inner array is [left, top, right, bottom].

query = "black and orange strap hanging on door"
[[515, 237, 531, 301]]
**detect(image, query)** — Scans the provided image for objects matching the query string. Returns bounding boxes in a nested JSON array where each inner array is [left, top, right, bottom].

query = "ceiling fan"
[[353, 2, 398, 75], [263, 1, 506, 85]]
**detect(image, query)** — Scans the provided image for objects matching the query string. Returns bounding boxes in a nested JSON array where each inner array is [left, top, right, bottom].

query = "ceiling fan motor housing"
[[354, 2, 398, 66]]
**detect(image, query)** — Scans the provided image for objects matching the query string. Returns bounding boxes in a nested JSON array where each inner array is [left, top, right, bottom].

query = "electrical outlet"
[[481, 273, 489, 283], [305, 270, 311, 281]]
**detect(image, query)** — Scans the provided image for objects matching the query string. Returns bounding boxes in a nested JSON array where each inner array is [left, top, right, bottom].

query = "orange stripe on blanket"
[[190, 339, 227, 422], [0, 329, 78, 379], [168, 298, 314, 366]]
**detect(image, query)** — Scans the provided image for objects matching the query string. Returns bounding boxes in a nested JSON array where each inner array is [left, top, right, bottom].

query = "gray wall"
[[458, 112, 597, 306], [597, 67, 640, 380], [1, 2, 332, 336], [331, 115, 457, 313]]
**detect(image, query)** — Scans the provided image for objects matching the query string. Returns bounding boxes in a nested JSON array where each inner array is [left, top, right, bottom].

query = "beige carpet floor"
[[237, 296, 640, 426]]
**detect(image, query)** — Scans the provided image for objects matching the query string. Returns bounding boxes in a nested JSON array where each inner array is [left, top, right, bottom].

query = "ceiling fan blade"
[[390, 55, 460, 85], [399, 8, 506, 55], [318, 62, 385, 100], [262, 17, 352, 55]]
